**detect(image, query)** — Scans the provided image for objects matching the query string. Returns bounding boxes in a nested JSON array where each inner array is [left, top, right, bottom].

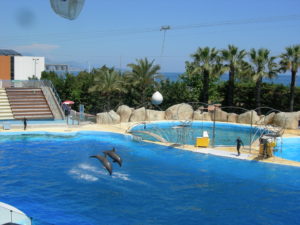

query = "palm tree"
[[89, 67, 126, 110], [127, 58, 162, 106], [221, 45, 247, 107], [249, 48, 279, 114], [280, 44, 300, 112], [191, 47, 225, 104]]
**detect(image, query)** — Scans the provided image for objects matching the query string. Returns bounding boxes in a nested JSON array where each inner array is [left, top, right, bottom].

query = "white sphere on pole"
[[151, 91, 163, 105]]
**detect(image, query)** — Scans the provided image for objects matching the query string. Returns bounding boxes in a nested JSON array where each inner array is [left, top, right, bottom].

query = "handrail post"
[[250, 110, 253, 153], [212, 107, 216, 148], [10, 210, 13, 222]]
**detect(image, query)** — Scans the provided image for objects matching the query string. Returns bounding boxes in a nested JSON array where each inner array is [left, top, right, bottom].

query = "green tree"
[[280, 44, 300, 112], [221, 45, 247, 107], [41, 71, 66, 100], [89, 67, 126, 111], [249, 48, 279, 114], [126, 58, 162, 106], [190, 47, 225, 104]]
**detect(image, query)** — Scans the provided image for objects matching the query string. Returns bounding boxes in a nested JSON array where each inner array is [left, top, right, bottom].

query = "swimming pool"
[[274, 137, 300, 162], [130, 121, 264, 146], [1, 131, 300, 225]]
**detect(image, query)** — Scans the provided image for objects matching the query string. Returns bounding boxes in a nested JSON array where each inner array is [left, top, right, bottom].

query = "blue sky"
[[0, 0, 299, 72]]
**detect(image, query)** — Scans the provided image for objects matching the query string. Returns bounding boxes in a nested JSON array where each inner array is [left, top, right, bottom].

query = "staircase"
[[6, 88, 54, 120], [0, 88, 14, 120]]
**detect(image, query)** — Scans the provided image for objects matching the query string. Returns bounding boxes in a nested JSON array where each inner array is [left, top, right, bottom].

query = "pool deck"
[[1, 121, 300, 168]]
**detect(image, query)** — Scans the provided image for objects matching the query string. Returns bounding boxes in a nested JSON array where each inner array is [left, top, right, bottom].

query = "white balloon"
[[50, 0, 85, 20], [151, 91, 163, 105]]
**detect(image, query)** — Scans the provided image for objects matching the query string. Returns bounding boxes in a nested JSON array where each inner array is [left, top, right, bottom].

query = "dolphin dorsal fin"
[[112, 147, 115, 152]]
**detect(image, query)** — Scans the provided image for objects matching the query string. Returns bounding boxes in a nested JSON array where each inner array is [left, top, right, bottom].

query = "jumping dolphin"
[[103, 148, 122, 167], [90, 155, 113, 175]]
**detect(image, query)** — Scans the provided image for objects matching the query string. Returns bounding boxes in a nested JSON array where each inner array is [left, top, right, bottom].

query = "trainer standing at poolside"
[[236, 137, 244, 156], [23, 117, 27, 130]]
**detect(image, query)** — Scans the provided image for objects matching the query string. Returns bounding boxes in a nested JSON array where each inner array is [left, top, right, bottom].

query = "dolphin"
[[90, 155, 113, 175], [103, 147, 122, 167]]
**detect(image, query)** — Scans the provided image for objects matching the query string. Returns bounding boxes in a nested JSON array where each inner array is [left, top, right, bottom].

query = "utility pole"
[[160, 25, 171, 57], [160, 25, 171, 73]]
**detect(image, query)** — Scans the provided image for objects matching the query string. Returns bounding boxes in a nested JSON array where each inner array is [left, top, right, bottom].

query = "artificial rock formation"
[[96, 103, 299, 131], [146, 109, 165, 121], [96, 110, 120, 124], [257, 112, 275, 125], [273, 112, 300, 129], [238, 110, 260, 124], [129, 107, 146, 122], [227, 113, 238, 123], [193, 110, 212, 121], [165, 103, 193, 120], [116, 105, 133, 122], [213, 109, 228, 122]]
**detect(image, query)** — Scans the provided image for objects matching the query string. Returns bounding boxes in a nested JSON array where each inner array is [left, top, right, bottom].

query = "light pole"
[[32, 58, 39, 78], [160, 25, 171, 57]]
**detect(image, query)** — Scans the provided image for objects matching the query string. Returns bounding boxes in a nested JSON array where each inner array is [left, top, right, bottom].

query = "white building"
[[14, 56, 45, 80]]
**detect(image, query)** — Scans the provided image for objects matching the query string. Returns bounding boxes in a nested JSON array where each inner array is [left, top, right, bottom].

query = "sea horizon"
[[65, 70, 299, 87], [162, 72, 300, 87]]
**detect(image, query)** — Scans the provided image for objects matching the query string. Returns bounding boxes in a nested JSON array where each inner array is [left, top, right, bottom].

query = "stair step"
[[10, 105, 49, 109], [9, 99, 47, 103], [0, 117, 14, 120], [6, 88, 42, 91], [0, 106, 12, 109], [0, 109, 13, 113], [12, 108, 51, 112], [14, 115, 54, 119], [0, 113, 14, 117], [7, 92, 43, 95], [12, 111, 53, 115]]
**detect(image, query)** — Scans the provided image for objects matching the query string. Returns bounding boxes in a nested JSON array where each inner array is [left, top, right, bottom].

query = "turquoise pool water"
[[0, 131, 300, 225], [130, 121, 263, 146], [274, 137, 300, 162]]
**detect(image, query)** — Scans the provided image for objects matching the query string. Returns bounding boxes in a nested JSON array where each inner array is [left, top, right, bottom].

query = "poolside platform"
[[1, 121, 300, 168]]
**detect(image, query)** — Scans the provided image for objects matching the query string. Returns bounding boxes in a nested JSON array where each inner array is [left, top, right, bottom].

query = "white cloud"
[[15, 43, 59, 52]]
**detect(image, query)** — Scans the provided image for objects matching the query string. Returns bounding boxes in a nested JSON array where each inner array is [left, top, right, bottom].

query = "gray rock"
[[96, 110, 120, 124], [146, 109, 165, 121], [212, 109, 228, 122], [273, 112, 300, 129], [227, 113, 238, 123], [193, 110, 212, 121], [130, 107, 146, 122], [238, 110, 260, 124], [165, 103, 194, 120], [116, 105, 133, 122], [257, 112, 275, 125]]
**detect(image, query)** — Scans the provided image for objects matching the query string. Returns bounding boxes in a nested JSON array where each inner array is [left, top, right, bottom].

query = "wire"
[[1, 14, 299, 42]]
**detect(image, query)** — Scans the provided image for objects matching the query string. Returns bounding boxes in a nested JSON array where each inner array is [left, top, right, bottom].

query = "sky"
[[0, 0, 299, 72]]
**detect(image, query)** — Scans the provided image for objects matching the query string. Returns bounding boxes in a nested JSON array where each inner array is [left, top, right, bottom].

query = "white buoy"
[[151, 91, 163, 105], [50, 0, 85, 20]]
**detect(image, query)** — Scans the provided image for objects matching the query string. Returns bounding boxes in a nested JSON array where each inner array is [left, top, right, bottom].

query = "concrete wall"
[[14, 56, 45, 80], [0, 56, 11, 80]]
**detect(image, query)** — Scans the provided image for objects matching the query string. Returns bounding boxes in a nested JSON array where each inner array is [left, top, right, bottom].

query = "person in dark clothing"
[[23, 117, 27, 130], [236, 137, 244, 156]]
